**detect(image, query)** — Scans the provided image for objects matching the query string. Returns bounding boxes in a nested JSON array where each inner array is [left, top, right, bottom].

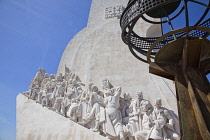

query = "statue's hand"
[[165, 123, 174, 130], [129, 113, 134, 117], [116, 87, 121, 93]]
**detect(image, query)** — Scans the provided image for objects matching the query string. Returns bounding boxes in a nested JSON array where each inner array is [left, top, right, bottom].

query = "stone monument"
[[57, 0, 177, 112], [17, 0, 180, 140]]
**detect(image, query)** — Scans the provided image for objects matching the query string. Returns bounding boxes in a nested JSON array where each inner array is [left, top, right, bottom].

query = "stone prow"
[[16, 94, 108, 140]]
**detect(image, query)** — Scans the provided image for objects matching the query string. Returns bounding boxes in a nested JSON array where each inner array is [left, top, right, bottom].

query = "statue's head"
[[91, 85, 99, 92], [136, 91, 143, 99], [102, 79, 112, 89], [102, 79, 108, 86], [59, 73, 62, 77], [154, 98, 162, 108], [56, 75, 62, 81], [44, 73, 49, 78], [38, 68, 45, 73], [141, 101, 151, 112], [124, 93, 131, 101], [88, 82, 94, 90], [72, 79, 77, 86], [50, 74, 55, 79]]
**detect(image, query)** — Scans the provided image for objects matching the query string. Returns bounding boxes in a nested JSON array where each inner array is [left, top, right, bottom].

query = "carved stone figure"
[[28, 68, 45, 99], [134, 101, 153, 140], [65, 80, 84, 121], [28, 80, 38, 99], [66, 98, 81, 122], [121, 93, 131, 124], [79, 83, 94, 120], [102, 87, 125, 140], [52, 80, 66, 115], [64, 66, 71, 81], [33, 68, 45, 87], [102, 79, 114, 97], [45, 79, 56, 108], [148, 98, 180, 140], [69, 79, 83, 99], [40, 88, 48, 107], [40, 73, 49, 90], [127, 92, 152, 139], [61, 81, 75, 117], [36, 73, 50, 103], [29, 84, 40, 100], [61, 92, 71, 116], [41, 77, 57, 107], [83, 83, 94, 102], [79, 85, 105, 132]]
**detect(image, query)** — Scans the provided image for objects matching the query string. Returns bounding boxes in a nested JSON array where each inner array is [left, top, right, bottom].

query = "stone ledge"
[[16, 94, 108, 140]]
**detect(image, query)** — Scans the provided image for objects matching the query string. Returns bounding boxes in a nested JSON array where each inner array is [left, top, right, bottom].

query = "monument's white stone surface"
[[57, 0, 177, 113], [16, 94, 108, 140]]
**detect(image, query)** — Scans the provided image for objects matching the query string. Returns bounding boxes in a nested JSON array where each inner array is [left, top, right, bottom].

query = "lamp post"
[[120, 0, 210, 139]]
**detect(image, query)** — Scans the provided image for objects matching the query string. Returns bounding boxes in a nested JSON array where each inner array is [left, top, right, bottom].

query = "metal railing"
[[120, 0, 210, 62]]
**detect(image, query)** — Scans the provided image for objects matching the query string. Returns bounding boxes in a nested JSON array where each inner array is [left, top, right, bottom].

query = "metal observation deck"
[[120, 0, 210, 63]]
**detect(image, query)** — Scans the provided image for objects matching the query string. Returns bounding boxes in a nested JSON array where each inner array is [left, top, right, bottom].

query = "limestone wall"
[[16, 94, 108, 140], [57, 20, 177, 113], [57, 0, 178, 113]]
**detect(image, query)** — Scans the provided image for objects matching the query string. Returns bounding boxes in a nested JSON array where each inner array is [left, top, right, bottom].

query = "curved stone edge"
[[16, 94, 108, 140]]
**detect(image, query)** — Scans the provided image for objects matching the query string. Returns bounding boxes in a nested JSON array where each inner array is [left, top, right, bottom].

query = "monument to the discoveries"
[[57, 0, 177, 111], [17, 0, 180, 140]]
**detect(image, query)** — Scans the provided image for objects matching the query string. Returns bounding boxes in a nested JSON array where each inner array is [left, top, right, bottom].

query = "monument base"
[[16, 94, 107, 140]]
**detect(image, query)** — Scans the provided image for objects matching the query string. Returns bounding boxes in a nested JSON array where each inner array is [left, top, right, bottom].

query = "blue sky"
[[0, 0, 91, 139], [0, 0, 209, 140]]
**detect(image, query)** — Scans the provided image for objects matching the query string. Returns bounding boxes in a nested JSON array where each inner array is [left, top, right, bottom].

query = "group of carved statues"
[[23, 67, 180, 140]]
